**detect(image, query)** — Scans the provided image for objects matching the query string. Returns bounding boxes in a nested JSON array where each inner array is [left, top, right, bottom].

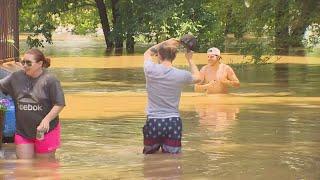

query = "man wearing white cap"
[[194, 47, 240, 94]]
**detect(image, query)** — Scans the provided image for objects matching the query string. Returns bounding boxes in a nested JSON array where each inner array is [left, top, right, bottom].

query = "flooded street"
[[1, 51, 320, 179]]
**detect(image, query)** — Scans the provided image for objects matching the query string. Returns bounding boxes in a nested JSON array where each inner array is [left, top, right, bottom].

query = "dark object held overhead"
[[180, 34, 197, 51]]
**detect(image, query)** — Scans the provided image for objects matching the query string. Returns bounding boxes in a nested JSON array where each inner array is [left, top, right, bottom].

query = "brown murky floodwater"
[[1, 52, 320, 179]]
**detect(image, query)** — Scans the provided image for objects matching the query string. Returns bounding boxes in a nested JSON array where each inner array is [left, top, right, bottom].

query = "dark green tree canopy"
[[19, 0, 320, 58]]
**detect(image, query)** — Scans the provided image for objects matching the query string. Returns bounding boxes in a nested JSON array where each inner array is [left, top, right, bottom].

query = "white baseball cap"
[[207, 47, 220, 56]]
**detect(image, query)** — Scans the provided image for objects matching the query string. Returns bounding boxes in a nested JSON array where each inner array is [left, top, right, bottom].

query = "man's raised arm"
[[185, 51, 201, 84]]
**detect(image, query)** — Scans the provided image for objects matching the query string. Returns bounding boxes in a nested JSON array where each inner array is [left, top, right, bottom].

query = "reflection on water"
[[195, 101, 240, 133], [143, 154, 182, 179], [19, 36, 153, 57], [19, 36, 320, 57], [1, 54, 320, 179], [0, 158, 60, 179]]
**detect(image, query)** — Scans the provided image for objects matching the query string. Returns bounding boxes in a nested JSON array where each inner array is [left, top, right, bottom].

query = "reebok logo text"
[[18, 103, 43, 111]]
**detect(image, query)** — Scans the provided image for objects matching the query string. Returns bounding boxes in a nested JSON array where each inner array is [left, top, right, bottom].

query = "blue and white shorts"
[[143, 117, 182, 154]]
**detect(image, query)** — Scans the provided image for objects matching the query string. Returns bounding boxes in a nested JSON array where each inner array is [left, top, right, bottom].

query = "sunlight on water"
[[1, 53, 320, 179]]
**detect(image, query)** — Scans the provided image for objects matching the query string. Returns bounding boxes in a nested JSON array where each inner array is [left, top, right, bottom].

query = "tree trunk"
[[274, 0, 289, 55], [95, 0, 114, 49], [125, 1, 134, 53], [224, 5, 232, 35], [126, 33, 134, 53], [111, 0, 123, 53]]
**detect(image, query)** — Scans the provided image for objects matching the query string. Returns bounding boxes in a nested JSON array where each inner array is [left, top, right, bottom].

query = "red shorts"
[[14, 123, 61, 154]]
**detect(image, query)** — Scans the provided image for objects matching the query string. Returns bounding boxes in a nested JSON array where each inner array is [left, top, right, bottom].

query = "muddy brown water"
[[1, 53, 320, 179]]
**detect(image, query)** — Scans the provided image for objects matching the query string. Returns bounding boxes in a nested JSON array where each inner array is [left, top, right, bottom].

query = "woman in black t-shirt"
[[0, 48, 65, 160]]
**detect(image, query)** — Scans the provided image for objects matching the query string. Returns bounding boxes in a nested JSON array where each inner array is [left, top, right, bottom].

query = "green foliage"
[[238, 39, 276, 64], [20, 0, 60, 47], [59, 7, 100, 35], [20, 0, 96, 47], [194, 10, 225, 52], [132, 0, 179, 42], [303, 24, 320, 49], [18, 0, 320, 57]]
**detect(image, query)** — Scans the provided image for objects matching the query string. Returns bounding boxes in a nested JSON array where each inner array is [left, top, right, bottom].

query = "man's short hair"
[[158, 42, 178, 62]]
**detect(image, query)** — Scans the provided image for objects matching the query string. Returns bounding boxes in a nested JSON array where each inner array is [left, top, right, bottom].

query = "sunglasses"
[[20, 60, 36, 66]]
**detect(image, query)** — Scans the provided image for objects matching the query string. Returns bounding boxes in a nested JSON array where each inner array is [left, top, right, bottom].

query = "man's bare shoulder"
[[221, 63, 232, 67], [200, 64, 210, 71], [221, 63, 234, 71]]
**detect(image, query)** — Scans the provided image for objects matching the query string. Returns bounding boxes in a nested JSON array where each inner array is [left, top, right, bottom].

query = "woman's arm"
[[37, 105, 64, 132]]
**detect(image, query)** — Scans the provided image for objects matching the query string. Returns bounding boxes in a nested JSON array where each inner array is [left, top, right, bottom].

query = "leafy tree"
[[19, 0, 320, 58], [19, 0, 58, 47], [232, 0, 320, 55]]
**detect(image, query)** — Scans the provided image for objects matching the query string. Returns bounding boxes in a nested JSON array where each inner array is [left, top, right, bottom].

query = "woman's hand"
[[37, 119, 50, 133]]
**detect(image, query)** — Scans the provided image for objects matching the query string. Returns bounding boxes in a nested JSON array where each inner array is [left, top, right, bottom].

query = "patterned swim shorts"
[[143, 117, 182, 154]]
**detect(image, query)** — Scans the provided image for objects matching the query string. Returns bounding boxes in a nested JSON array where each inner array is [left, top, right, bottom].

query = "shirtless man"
[[194, 47, 240, 94]]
